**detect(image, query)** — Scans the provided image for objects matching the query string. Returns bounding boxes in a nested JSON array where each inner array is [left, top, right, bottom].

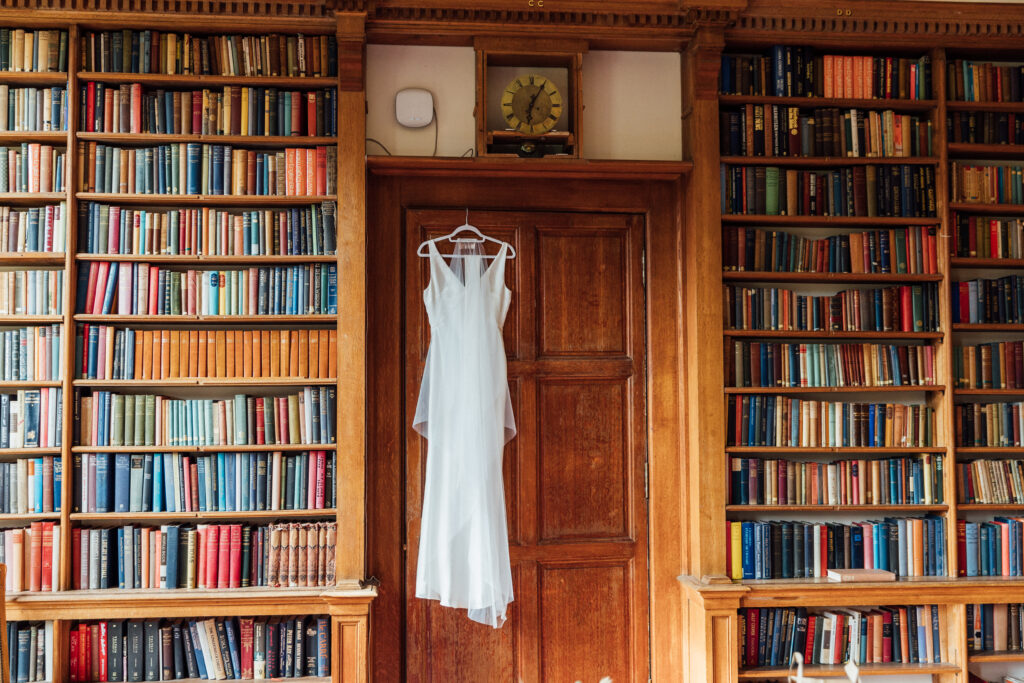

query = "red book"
[[899, 285, 912, 331], [804, 614, 817, 664], [191, 90, 202, 135], [306, 91, 317, 137], [40, 521, 53, 592], [819, 525, 828, 577], [190, 461, 200, 512], [246, 149, 257, 195], [148, 266, 161, 315], [79, 623, 90, 683], [130, 83, 142, 134], [255, 398, 266, 444], [99, 620, 108, 681], [86, 81, 96, 133], [229, 524, 242, 588], [306, 148, 316, 195], [881, 609, 893, 662], [103, 87, 114, 133], [314, 450, 326, 508], [959, 282, 970, 323], [239, 616, 255, 677], [182, 456, 192, 512], [205, 524, 219, 588], [291, 92, 302, 136], [28, 521, 42, 592], [69, 629, 79, 681], [217, 524, 231, 588], [71, 527, 82, 589], [745, 608, 758, 667], [196, 525, 207, 588], [315, 145, 327, 195]]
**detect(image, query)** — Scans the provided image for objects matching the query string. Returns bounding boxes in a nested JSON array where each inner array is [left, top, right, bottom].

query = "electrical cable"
[[365, 138, 393, 155]]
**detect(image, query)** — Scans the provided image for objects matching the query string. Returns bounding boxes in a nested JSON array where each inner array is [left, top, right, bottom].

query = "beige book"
[[826, 568, 896, 582]]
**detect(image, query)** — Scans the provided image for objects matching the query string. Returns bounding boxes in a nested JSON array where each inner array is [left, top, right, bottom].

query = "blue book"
[[216, 452, 227, 511], [196, 458, 207, 512], [141, 454, 154, 511], [93, 452, 111, 512], [225, 452, 236, 511], [152, 451, 164, 513], [117, 527, 125, 588], [224, 618, 242, 678], [164, 525, 179, 589], [186, 143, 200, 194], [188, 622, 208, 680], [113, 453, 131, 512], [240, 454, 250, 511], [163, 452, 176, 513], [15, 624, 29, 683], [770, 45, 785, 97], [53, 457, 61, 513]]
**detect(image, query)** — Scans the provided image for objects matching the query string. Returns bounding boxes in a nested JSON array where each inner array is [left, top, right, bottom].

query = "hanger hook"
[[465, 208, 469, 225]]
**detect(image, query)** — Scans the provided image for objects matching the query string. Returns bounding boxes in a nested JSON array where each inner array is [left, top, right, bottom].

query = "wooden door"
[[401, 209, 650, 682]]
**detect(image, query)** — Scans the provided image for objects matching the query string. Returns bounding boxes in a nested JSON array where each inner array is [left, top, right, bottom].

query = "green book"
[[133, 394, 146, 446], [111, 393, 125, 447], [234, 394, 247, 445], [765, 166, 779, 216], [144, 394, 156, 446], [894, 229, 908, 274], [911, 284, 924, 332], [123, 394, 135, 445]]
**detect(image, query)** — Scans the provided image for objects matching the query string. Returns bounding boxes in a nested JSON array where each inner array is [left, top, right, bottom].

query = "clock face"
[[500, 74, 563, 135]]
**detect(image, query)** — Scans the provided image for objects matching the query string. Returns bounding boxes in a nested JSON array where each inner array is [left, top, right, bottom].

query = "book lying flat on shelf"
[[827, 568, 896, 582]]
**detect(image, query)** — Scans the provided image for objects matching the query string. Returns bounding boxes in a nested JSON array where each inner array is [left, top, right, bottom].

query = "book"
[[956, 402, 1024, 447], [75, 261, 337, 316], [0, 525, 60, 592], [727, 396, 935, 448], [0, 269, 65, 315], [730, 454, 943, 506], [958, 519, 1024, 577], [77, 388, 335, 447], [79, 142, 335, 196], [827, 568, 897, 582], [948, 59, 1024, 102], [0, 389, 63, 449], [725, 282, 940, 332], [0, 325, 64, 381], [729, 341, 937, 388], [722, 163, 937, 217], [78, 201, 336, 256], [0, 143, 65, 193], [723, 225, 939, 275], [0, 204, 67, 254], [952, 162, 1024, 204], [952, 276, 1024, 324]]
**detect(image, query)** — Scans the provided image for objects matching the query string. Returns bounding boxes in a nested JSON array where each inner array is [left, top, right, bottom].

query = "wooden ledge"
[[367, 156, 692, 180]]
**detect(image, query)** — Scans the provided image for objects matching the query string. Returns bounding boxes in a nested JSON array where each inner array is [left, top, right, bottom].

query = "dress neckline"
[[429, 240, 507, 288]]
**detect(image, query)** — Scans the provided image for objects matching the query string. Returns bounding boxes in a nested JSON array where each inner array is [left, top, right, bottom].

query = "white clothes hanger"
[[417, 209, 517, 259]]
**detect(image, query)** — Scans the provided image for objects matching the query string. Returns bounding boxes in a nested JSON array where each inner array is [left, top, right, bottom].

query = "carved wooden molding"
[[0, 0, 338, 16]]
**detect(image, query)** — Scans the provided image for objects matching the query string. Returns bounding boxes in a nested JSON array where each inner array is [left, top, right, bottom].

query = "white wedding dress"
[[413, 238, 516, 628]]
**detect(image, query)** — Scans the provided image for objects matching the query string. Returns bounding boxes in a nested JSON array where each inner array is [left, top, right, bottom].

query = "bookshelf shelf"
[[726, 446, 948, 455], [724, 329, 944, 340], [0, 192, 69, 205], [2, 315, 63, 324], [0, 130, 68, 144], [956, 503, 1024, 511], [72, 443, 336, 453], [953, 323, 1024, 332], [726, 504, 947, 512], [953, 387, 1024, 396], [0, 380, 62, 388], [721, 215, 942, 226], [968, 650, 1024, 662], [956, 447, 1024, 454], [73, 314, 337, 324], [720, 155, 941, 167], [75, 72, 338, 89], [72, 377, 338, 388], [74, 192, 338, 206], [950, 256, 1024, 269], [0, 512, 61, 522], [70, 508, 336, 522], [0, 71, 68, 86], [76, 132, 339, 148], [74, 253, 337, 264], [947, 142, 1024, 159], [722, 271, 943, 284], [948, 202, 1024, 215], [0, 448, 61, 456], [737, 663, 960, 679], [724, 385, 944, 394], [946, 100, 1024, 113], [718, 94, 938, 112], [0, 252, 65, 266]]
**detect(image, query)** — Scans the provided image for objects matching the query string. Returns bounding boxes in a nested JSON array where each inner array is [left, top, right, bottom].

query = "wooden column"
[[680, 576, 746, 682], [324, 589, 375, 683], [680, 26, 727, 581], [334, 11, 368, 582]]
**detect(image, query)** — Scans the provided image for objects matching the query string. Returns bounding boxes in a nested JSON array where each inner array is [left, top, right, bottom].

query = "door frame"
[[366, 158, 691, 681]]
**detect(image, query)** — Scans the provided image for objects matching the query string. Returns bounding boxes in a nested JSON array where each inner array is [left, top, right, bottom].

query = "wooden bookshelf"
[[719, 155, 941, 166], [722, 271, 944, 283], [0, 12, 371, 683], [718, 94, 938, 112]]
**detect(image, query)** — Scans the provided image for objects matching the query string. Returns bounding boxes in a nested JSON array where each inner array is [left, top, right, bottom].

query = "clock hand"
[[525, 88, 542, 125]]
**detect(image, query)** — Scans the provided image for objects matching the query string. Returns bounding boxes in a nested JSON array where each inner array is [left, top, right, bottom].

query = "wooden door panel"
[[537, 378, 630, 542], [537, 229, 629, 357], [539, 562, 633, 681], [400, 208, 648, 682]]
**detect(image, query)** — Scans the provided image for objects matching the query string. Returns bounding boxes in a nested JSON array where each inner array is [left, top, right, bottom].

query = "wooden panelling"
[[538, 562, 632, 682], [424, 597, 516, 681], [538, 379, 629, 541], [537, 230, 627, 356]]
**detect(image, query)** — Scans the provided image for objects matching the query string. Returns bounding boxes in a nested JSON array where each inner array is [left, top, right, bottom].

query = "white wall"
[[365, 45, 682, 160]]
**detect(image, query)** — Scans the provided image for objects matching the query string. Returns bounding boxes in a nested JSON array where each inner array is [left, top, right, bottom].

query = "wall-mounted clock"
[[475, 38, 585, 158]]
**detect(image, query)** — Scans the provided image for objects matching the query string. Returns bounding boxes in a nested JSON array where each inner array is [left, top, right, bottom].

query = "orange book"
[[188, 331, 199, 377], [159, 331, 171, 379], [234, 330, 244, 375], [289, 330, 299, 376], [299, 329, 310, 378], [260, 330, 271, 376], [306, 330, 317, 379], [141, 330, 153, 381], [327, 330, 336, 378], [242, 331, 253, 378], [180, 332, 191, 378], [278, 330, 289, 376], [852, 56, 864, 99], [252, 330, 262, 377], [225, 330, 236, 377], [305, 148, 316, 195], [912, 518, 925, 576], [206, 330, 217, 378], [197, 331, 208, 377], [285, 148, 296, 195], [216, 330, 227, 377], [134, 331, 144, 379], [168, 330, 180, 378], [843, 56, 854, 99], [269, 330, 280, 376]]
